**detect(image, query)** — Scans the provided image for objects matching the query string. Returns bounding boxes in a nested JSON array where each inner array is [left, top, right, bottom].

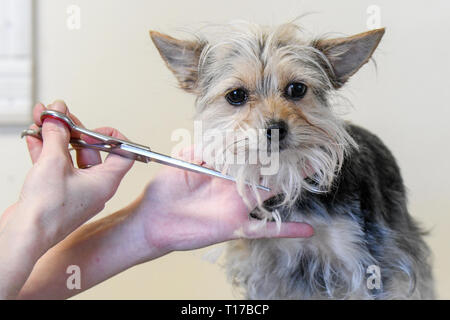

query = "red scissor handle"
[[41, 112, 73, 131]]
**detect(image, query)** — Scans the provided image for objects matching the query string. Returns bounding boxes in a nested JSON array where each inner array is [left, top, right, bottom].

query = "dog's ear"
[[150, 31, 204, 93], [314, 28, 385, 88]]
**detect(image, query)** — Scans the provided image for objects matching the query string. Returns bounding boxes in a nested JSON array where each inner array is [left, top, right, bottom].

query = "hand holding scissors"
[[0, 101, 311, 300]]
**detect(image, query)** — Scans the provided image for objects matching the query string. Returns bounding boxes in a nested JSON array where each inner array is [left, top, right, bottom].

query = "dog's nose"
[[267, 120, 288, 141]]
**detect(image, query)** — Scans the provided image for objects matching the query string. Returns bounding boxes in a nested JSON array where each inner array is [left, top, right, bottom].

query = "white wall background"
[[0, 0, 449, 299]]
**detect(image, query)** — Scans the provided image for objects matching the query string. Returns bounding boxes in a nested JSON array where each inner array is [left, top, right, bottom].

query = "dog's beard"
[[197, 110, 356, 222]]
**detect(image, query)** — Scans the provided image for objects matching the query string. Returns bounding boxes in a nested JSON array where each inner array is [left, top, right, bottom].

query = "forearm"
[[0, 204, 44, 299], [17, 197, 165, 300]]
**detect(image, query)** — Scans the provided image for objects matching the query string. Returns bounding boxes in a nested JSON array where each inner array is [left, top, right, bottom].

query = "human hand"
[[0, 101, 134, 256], [133, 148, 314, 256]]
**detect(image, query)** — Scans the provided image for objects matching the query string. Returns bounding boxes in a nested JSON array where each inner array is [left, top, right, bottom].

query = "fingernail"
[[49, 100, 68, 113]]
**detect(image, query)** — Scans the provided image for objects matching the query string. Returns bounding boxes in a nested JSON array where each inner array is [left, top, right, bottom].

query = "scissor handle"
[[39, 110, 152, 160], [41, 110, 76, 131], [40, 110, 127, 146]]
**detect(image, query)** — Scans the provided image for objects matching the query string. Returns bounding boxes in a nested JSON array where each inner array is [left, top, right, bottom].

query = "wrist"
[[6, 202, 52, 260], [0, 203, 48, 299], [128, 196, 172, 263]]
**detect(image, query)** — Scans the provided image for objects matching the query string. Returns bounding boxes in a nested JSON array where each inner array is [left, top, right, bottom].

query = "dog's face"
[[151, 22, 384, 206]]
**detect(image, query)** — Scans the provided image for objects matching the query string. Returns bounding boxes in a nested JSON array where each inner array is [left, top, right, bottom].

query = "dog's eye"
[[284, 82, 307, 100], [225, 88, 248, 106]]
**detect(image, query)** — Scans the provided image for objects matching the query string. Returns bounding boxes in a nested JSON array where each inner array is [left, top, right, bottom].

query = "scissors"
[[21, 110, 270, 192]]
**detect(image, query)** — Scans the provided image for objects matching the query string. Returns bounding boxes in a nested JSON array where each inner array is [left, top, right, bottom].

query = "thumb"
[[41, 100, 71, 157]]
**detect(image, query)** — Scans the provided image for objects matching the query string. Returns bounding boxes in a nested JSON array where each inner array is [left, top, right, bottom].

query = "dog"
[[150, 20, 434, 299]]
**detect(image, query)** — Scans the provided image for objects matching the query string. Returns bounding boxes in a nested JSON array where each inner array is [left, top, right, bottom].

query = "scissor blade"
[[120, 144, 270, 192]]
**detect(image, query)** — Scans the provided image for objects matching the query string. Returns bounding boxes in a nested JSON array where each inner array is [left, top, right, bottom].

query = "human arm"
[[18, 158, 313, 299], [0, 101, 133, 299]]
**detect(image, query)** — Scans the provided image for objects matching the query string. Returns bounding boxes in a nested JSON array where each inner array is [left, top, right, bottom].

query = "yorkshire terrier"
[[150, 21, 434, 299]]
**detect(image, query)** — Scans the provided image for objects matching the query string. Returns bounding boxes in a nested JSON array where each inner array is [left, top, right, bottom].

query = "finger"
[[42, 101, 100, 166], [80, 126, 126, 144], [41, 101, 71, 157], [68, 112, 102, 168], [32, 102, 46, 126], [25, 124, 43, 164], [76, 147, 102, 169], [88, 127, 134, 177], [237, 221, 314, 239]]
